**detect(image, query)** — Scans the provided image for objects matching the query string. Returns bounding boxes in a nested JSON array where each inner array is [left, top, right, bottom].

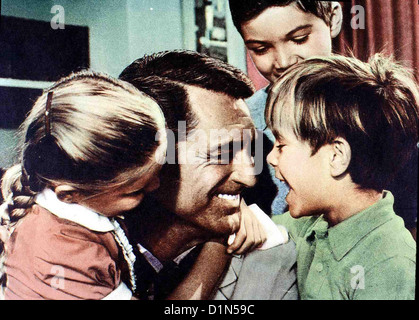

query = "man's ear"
[[330, 137, 351, 177], [54, 185, 82, 204], [330, 1, 343, 38]]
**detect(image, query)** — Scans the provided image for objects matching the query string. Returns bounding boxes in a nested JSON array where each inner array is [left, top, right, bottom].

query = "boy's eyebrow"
[[245, 39, 268, 45], [285, 24, 313, 38], [244, 24, 313, 45], [273, 130, 286, 142]]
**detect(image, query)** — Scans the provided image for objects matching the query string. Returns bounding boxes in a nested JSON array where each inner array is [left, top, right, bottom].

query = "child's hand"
[[226, 199, 267, 255]]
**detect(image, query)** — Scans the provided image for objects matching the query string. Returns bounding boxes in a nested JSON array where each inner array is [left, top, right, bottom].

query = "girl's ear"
[[330, 1, 343, 38], [54, 185, 82, 203], [330, 137, 351, 177]]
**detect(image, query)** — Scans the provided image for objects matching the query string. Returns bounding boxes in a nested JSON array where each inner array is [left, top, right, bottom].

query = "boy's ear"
[[330, 1, 343, 38], [329, 137, 351, 177], [54, 185, 82, 204]]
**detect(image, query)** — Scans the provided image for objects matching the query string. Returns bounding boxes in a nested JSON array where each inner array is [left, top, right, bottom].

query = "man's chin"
[[188, 197, 242, 236], [197, 212, 241, 238], [226, 212, 241, 234]]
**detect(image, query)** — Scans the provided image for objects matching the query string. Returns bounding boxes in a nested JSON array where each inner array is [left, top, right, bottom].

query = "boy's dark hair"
[[266, 53, 419, 192], [119, 50, 254, 136], [229, 0, 334, 33]]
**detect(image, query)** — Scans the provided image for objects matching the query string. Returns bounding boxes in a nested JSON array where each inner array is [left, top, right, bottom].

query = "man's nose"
[[230, 149, 257, 188]]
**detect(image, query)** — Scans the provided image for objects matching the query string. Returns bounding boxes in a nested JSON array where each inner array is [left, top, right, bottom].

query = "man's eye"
[[208, 150, 233, 164], [292, 35, 309, 45]]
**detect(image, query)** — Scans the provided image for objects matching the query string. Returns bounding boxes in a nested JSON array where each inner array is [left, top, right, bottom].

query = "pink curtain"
[[335, 0, 419, 77], [246, 51, 270, 91], [246, 0, 419, 89]]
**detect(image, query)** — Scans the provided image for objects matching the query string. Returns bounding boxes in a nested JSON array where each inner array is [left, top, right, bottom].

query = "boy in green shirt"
[[265, 53, 417, 299], [229, 0, 417, 238]]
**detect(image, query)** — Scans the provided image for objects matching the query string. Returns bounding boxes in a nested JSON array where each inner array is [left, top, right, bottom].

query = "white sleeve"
[[102, 282, 133, 300], [248, 204, 289, 250]]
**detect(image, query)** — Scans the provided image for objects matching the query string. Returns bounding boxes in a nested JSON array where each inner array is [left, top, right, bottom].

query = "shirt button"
[[315, 263, 323, 272]]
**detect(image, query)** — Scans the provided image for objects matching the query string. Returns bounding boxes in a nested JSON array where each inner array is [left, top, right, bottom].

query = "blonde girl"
[[0, 71, 166, 300]]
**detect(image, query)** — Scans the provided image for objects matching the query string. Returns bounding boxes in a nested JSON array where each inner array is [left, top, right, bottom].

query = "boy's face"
[[241, 5, 336, 83], [267, 128, 332, 218]]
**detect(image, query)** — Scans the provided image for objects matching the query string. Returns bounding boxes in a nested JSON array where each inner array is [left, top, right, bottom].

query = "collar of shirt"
[[35, 188, 115, 232], [137, 242, 196, 274], [312, 191, 395, 261]]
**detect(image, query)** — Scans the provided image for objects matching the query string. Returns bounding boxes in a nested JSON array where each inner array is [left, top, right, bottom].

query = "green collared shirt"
[[272, 191, 416, 300]]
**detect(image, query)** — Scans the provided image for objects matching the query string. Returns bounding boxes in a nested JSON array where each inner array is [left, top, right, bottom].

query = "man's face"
[[241, 5, 335, 83], [155, 85, 257, 236]]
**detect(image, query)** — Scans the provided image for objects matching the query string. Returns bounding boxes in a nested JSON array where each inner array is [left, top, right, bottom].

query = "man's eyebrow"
[[285, 24, 313, 38], [208, 138, 237, 154], [207, 130, 255, 154]]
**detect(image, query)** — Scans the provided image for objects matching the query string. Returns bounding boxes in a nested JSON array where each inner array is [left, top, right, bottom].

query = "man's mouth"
[[216, 193, 240, 201], [215, 193, 241, 208]]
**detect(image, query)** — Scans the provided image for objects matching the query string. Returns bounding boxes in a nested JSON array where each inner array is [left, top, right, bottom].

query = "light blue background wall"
[[1, 0, 187, 78], [0, 0, 246, 168]]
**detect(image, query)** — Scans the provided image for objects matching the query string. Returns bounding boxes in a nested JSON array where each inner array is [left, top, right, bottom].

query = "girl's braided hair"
[[0, 70, 166, 290]]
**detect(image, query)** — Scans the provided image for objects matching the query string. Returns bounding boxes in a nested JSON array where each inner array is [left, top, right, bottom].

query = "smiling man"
[[163, 85, 257, 236], [119, 50, 298, 300]]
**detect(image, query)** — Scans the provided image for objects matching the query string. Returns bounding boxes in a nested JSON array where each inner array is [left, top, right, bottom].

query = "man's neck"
[[133, 200, 211, 262]]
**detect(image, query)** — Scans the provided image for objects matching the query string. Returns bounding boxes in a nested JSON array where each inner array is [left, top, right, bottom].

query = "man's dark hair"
[[119, 50, 254, 136], [229, 0, 334, 33]]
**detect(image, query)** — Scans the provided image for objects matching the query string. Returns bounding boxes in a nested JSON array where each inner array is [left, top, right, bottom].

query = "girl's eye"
[[292, 35, 309, 45], [125, 189, 143, 197]]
